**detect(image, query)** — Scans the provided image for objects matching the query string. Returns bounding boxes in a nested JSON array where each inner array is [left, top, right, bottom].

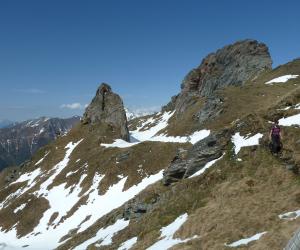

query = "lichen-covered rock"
[[82, 83, 130, 141]]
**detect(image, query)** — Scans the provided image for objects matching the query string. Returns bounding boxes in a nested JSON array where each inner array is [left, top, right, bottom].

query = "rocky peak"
[[169, 39, 272, 114], [82, 83, 130, 141]]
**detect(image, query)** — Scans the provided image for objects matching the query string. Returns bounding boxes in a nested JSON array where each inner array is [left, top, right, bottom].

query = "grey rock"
[[163, 130, 230, 185], [116, 152, 130, 162], [165, 40, 272, 117], [196, 96, 224, 124], [82, 83, 129, 142], [123, 197, 158, 220]]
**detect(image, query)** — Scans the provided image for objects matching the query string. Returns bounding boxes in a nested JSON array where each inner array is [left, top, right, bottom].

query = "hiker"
[[269, 120, 282, 154]]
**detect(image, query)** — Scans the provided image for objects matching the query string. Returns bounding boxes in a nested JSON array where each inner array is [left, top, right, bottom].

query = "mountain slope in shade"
[[0, 116, 80, 171], [0, 40, 300, 250]]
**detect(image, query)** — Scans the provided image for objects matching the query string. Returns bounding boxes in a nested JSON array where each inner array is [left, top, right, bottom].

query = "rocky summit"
[[0, 40, 300, 250], [82, 83, 130, 142], [166, 39, 272, 116]]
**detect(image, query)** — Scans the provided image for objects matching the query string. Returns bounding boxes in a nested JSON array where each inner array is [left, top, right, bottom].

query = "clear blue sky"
[[0, 0, 299, 121]]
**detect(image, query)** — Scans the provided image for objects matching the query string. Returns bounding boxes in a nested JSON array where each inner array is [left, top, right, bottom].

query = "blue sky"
[[0, 0, 299, 121]]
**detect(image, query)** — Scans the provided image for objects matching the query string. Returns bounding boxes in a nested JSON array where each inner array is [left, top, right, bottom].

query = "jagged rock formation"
[[0, 116, 79, 171], [165, 39, 272, 123], [82, 83, 130, 141], [163, 130, 230, 185]]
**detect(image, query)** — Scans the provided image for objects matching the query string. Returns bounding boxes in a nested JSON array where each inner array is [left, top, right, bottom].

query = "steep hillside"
[[0, 40, 300, 250], [0, 116, 80, 171]]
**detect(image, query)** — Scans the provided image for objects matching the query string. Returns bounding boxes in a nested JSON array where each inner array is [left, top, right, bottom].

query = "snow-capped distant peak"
[[125, 107, 159, 121]]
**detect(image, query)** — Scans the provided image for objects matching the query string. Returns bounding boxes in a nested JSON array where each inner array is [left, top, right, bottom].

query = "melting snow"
[[130, 111, 175, 141], [34, 151, 50, 166], [102, 129, 210, 148], [279, 113, 300, 126], [0, 165, 164, 249], [225, 232, 267, 247], [147, 213, 198, 250], [102, 139, 139, 148], [38, 127, 45, 134], [279, 209, 300, 220], [0, 168, 43, 209], [265, 75, 298, 85], [74, 219, 129, 250], [13, 204, 26, 214], [118, 237, 138, 250], [231, 133, 263, 154], [189, 153, 225, 178], [102, 111, 210, 148]]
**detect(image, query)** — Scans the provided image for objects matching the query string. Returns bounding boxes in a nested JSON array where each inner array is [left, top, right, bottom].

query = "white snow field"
[[118, 237, 138, 250], [265, 75, 298, 85], [146, 213, 198, 250], [279, 113, 300, 126], [231, 133, 263, 154], [0, 139, 165, 249], [102, 111, 210, 148], [225, 232, 267, 247], [189, 153, 225, 178], [279, 209, 300, 220]]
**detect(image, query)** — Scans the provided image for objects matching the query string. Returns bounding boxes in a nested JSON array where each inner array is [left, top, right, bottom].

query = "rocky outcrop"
[[165, 39, 272, 120], [0, 116, 79, 171], [82, 83, 130, 141], [163, 130, 230, 185]]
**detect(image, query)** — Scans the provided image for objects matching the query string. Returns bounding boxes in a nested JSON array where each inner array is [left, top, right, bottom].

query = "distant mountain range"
[[125, 108, 158, 120], [0, 116, 80, 170], [0, 120, 15, 129]]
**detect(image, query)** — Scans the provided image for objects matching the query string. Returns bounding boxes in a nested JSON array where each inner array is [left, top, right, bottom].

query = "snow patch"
[[231, 133, 263, 154], [35, 151, 50, 166], [74, 219, 129, 250], [265, 75, 298, 85], [147, 213, 198, 250], [189, 153, 225, 178], [225, 232, 267, 247], [279, 113, 300, 126], [101, 111, 210, 148], [118, 237, 138, 250], [102, 129, 210, 148], [279, 209, 300, 220], [13, 204, 26, 214], [130, 111, 175, 141]]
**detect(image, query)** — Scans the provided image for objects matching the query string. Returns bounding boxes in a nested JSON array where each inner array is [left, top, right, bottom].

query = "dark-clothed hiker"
[[269, 120, 282, 154]]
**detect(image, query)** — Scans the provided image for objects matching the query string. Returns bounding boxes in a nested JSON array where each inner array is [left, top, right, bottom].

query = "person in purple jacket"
[[269, 119, 283, 154]]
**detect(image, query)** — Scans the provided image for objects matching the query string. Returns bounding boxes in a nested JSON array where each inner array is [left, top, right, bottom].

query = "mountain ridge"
[[0, 40, 300, 249], [0, 116, 80, 171]]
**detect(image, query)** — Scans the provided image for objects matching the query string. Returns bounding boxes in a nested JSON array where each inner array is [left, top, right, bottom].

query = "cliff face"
[[82, 83, 130, 142], [0, 116, 79, 171]]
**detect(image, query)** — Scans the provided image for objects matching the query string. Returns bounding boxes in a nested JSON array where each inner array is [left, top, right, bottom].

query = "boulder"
[[82, 83, 130, 141], [163, 130, 230, 185]]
